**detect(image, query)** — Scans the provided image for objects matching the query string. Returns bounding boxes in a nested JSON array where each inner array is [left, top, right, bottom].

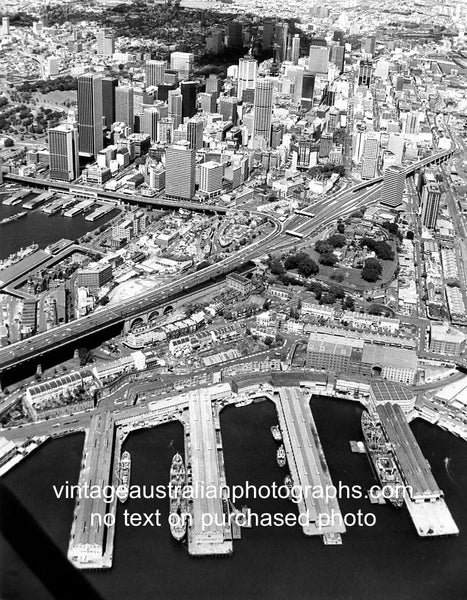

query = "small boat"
[[277, 444, 286, 467], [118, 451, 131, 503], [284, 474, 293, 491], [270, 425, 282, 441]]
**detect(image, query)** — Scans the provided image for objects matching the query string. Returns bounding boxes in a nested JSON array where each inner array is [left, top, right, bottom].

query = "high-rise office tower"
[[157, 82, 177, 102], [165, 142, 195, 200], [330, 45, 345, 73], [227, 21, 243, 48], [133, 87, 145, 122], [237, 54, 257, 101], [388, 134, 405, 164], [199, 161, 223, 194], [77, 73, 103, 157], [142, 106, 159, 142], [421, 172, 443, 229], [96, 29, 114, 56], [146, 60, 167, 87], [115, 86, 134, 128], [206, 73, 222, 95], [319, 132, 333, 158], [206, 29, 223, 54], [404, 111, 420, 135], [380, 165, 405, 208], [288, 66, 304, 103], [180, 81, 197, 119], [301, 72, 315, 109], [101, 77, 117, 129], [361, 132, 379, 179], [2, 17, 10, 36], [275, 22, 288, 62], [358, 60, 373, 86], [170, 52, 194, 81], [158, 118, 174, 144], [199, 92, 217, 114], [308, 46, 329, 74], [49, 123, 80, 181], [168, 90, 183, 128], [253, 78, 274, 145], [362, 36, 376, 57], [375, 59, 390, 80], [262, 21, 274, 50], [219, 96, 238, 124], [187, 116, 204, 151], [164, 70, 179, 86], [291, 34, 300, 65]]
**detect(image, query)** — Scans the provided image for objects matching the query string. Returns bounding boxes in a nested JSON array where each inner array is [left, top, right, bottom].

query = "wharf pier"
[[68, 412, 117, 569], [376, 403, 459, 537], [0, 435, 49, 476], [23, 191, 54, 210], [275, 387, 345, 543], [185, 388, 233, 557]]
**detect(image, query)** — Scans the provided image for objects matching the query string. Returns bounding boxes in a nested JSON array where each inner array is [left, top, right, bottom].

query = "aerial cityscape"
[[0, 0, 466, 598]]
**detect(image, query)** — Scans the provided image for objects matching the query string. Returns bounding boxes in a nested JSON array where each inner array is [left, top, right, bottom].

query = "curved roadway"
[[0, 147, 456, 374]]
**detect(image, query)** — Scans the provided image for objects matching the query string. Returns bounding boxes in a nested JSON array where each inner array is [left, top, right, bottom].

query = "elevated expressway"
[[285, 147, 456, 238], [0, 149, 456, 377]]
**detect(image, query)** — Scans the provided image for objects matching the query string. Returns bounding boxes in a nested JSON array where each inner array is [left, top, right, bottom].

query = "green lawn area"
[[298, 243, 398, 291], [34, 90, 77, 107]]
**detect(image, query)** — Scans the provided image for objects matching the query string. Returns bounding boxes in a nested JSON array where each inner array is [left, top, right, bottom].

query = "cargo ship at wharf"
[[0, 211, 27, 225], [0, 244, 38, 270], [118, 451, 131, 503], [361, 410, 404, 507], [169, 452, 188, 542]]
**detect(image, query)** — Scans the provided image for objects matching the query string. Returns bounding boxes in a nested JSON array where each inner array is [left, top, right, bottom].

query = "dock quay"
[[2, 189, 31, 205], [376, 403, 459, 537], [0, 435, 49, 477], [185, 388, 233, 557], [63, 199, 95, 218], [85, 203, 115, 222], [274, 387, 345, 542], [23, 191, 54, 210], [68, 412, 117, 569], [42, 198, 65, 215]]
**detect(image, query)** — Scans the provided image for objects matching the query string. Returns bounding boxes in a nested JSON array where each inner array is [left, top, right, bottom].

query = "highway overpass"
[[0, 146, 457, 379], [2, 174, 230, 214]]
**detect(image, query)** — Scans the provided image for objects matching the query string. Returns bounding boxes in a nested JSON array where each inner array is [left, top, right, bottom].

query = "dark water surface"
[[2, 397, 467, 599], [0, 200, 116, 259]]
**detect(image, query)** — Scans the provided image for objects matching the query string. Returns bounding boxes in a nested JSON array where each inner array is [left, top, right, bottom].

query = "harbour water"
[[0, 201, 117, 260], [2, 397, 467, 600]]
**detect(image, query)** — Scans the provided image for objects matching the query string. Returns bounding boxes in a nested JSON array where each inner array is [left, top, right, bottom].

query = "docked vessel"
[[0, 211, 27, 225], [270, 425, 282, 441], [169, 452, 188, 541], [118, 451, 131, 503], [277, 444, 286, 467], [361, 411, 404, 507]]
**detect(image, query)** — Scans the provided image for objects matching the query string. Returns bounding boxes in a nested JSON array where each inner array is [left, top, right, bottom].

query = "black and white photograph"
[[0, 0, 466, 598]]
